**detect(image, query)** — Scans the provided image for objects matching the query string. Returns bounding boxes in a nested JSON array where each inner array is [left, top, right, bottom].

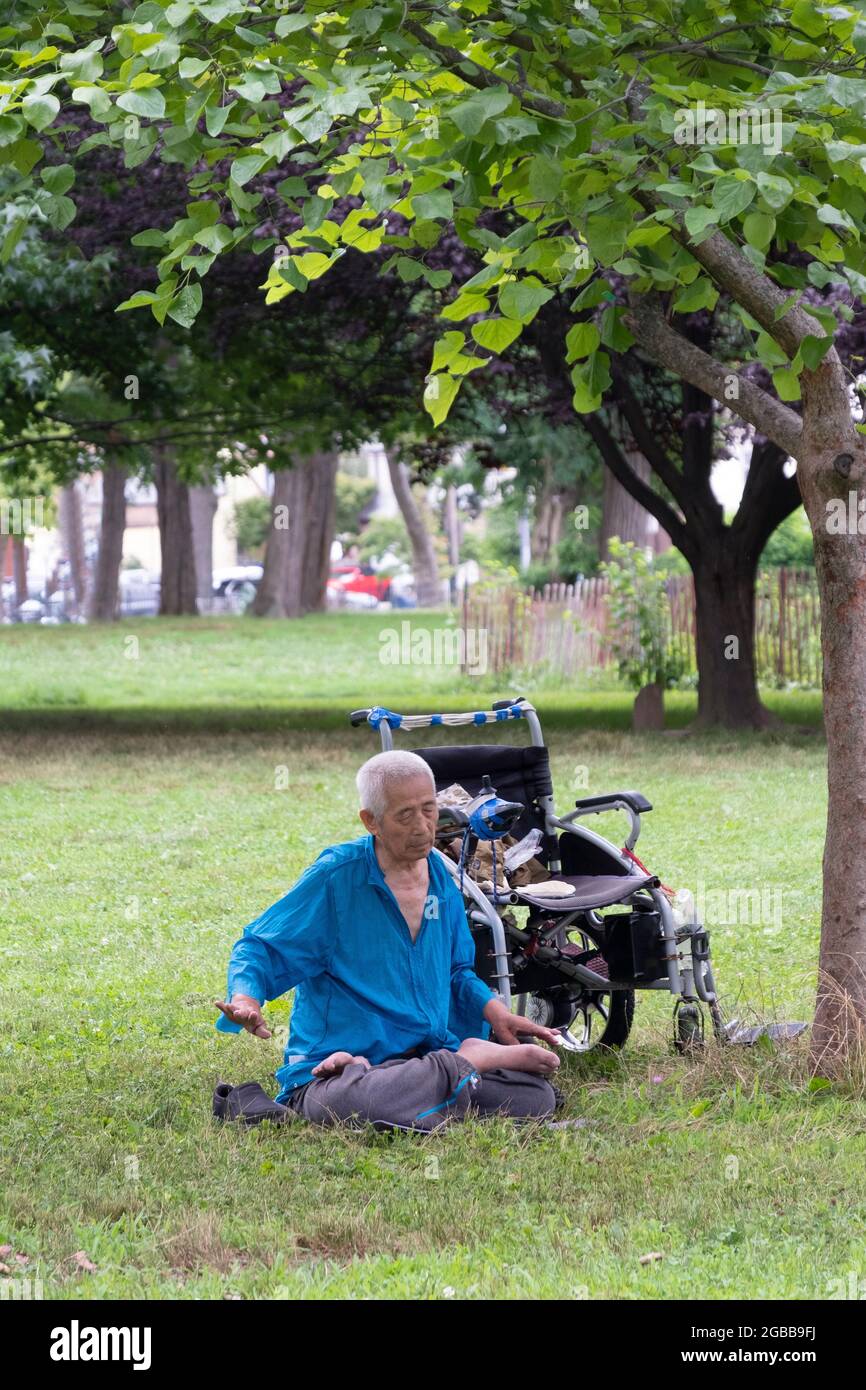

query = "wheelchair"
[[350, 695, 725, 1055]]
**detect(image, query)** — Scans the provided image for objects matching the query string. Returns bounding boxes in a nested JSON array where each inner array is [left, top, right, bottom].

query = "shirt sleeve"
[[215, 854, 336, 1033], [446, 876, 497, 1021]]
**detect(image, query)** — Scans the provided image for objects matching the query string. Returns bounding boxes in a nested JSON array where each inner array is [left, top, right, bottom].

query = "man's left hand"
[[483, 997, 563, 1047]]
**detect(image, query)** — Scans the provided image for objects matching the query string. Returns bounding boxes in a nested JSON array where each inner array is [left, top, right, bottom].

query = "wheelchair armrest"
[[557, 791, 652, 853], [573, 790, 653, 815]]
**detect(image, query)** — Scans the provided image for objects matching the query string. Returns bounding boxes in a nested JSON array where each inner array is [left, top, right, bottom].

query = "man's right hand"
[[213, 994, 272, 1039]]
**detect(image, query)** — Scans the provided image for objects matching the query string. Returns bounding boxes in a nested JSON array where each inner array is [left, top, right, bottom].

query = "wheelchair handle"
[[349, 708, 372, 727]]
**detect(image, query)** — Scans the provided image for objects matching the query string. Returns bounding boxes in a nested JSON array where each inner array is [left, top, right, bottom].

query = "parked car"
[[117, 569, 161, 618], [211, 565, 262, 614], [327, 563, 392, 608]]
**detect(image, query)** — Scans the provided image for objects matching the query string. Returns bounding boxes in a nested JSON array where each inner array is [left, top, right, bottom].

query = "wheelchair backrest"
[[416, 743, 553, 846]]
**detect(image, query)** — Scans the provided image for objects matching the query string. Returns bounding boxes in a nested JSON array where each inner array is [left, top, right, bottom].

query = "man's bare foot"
[[458, 1037, 560, 1075], [312, 1051, 371, 1076]]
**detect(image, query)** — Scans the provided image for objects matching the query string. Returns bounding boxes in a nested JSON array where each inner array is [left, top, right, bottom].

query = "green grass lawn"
[[0, 612, 823, 731], [2, 616, 861, 1301]]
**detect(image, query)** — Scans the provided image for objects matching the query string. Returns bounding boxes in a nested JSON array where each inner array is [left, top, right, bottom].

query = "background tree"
[[8, 0, 866, 1062]]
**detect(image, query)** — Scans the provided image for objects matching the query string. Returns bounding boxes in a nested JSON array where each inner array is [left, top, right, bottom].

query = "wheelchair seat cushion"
[[513, 872, 658, 913]]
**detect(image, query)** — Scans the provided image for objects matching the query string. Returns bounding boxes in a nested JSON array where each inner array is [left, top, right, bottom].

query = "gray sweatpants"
[[283, 1047, 558, 1133]]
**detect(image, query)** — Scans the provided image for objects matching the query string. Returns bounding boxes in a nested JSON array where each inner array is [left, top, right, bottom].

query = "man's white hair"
[[357, 750, 436, 820]]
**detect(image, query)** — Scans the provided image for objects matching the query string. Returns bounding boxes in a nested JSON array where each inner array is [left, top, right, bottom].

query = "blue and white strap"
[[366, 703, 531, 731]]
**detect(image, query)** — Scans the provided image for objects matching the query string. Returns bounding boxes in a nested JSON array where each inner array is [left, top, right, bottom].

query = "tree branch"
[[401, 17, 566, 119], [624, 294, 804, 460], [733, 437, 802, 553], [608, 362, 694, 515], [579, 411, 693, 560]]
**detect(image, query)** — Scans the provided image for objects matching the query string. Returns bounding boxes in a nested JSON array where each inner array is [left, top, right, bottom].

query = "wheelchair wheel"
[[522, 985, 635, 1052]]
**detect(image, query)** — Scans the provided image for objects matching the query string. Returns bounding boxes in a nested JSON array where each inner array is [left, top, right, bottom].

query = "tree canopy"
[[4, 0, 865, 455]]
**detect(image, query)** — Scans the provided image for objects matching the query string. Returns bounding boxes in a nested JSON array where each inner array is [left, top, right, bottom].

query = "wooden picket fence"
[[461, 568, 822, 687]]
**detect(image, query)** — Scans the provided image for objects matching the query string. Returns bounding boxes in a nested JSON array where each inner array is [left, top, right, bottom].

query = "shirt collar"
[[363, 833, 442, 889]]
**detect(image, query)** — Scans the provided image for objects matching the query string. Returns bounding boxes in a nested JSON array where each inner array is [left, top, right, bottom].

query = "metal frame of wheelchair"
[[350, 696, 725, 1055]]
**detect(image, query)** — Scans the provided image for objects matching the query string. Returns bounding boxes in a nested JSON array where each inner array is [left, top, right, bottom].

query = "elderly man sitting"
[[213, 749, 563, 1131]]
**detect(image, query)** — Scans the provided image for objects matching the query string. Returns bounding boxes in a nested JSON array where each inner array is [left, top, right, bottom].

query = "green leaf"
[[585, 210, 630, 265], [43, 194, 76, 230], [627, 221, 670, 248], [179, 57, 211, 78], [571, 350, 611, 413], [304, 194, 328, 232], [275, 12, 314, 34], [166, 282, 203, 328], [7, 138, 42, 176], [756, 172, 793, 211], [817, 203, 858, 236], [712, 176, 755, 223], [116, 88, 166, 120], [423, 372, 460, 426], [293, 251, 337, 280], [129, 227, 166, 247], [471, 317, 522, 352], [672, 276, 719, 314], [743, 211, 775, 251], [799, 334, 833, 370], [205, 102, 233, 136], [565, 321, 600, 362], [441, 291, 490, 321], [1, 216, 26, 264], [684, 206, 719, 238], [71, 85, 112, 119], [572, 279, 613, 310], [498, 277, 554, 323], [394, 255, 425, 283], [451, 86, 511, 137], [600, 305, 635, 351], [22, 94, 60, 132], [528, 154, 563, 203], [412, 188, 453, 221], [431, 332, 467, 372], [40, 163, 74, 194], [195, 223, 233, 252], [230, 153, 268, 187], [791, 0, 825, 36], [754, 332, 788, 368], [772, 366, 801, 401], [115, 290, 160, 312]]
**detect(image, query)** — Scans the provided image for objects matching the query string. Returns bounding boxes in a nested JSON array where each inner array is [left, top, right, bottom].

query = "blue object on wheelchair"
[[466, 776, 524, 842], [461, 777, 525, 905]]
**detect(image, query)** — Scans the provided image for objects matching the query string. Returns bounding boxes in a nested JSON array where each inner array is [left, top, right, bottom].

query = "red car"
[[329, 564, 392, 603]]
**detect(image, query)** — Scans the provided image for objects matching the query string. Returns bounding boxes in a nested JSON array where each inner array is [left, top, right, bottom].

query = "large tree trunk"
[[385, 448, 441, 607], [12, 536, 27, 608], [189, 484, 218, 610], [59, 479, 87, 618], [531, 466, 580, 568], [796, 361, 866, 1072], [600, 451, 656, 561], [87, 461, 127, 622], [0, 532, 8, 621], [283, 451, 338, 616], [251, 467, 294, 618], [444, 483, 461, 602], [691, 543, 771, 730], [154, 445, 197, 616]]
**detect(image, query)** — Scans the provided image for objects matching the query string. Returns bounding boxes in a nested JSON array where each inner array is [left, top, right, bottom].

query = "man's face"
[[361, 775, 438, 862]]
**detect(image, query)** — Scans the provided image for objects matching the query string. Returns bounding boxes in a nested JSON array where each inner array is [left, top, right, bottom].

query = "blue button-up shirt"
[[215, 834, 495, 1103]]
